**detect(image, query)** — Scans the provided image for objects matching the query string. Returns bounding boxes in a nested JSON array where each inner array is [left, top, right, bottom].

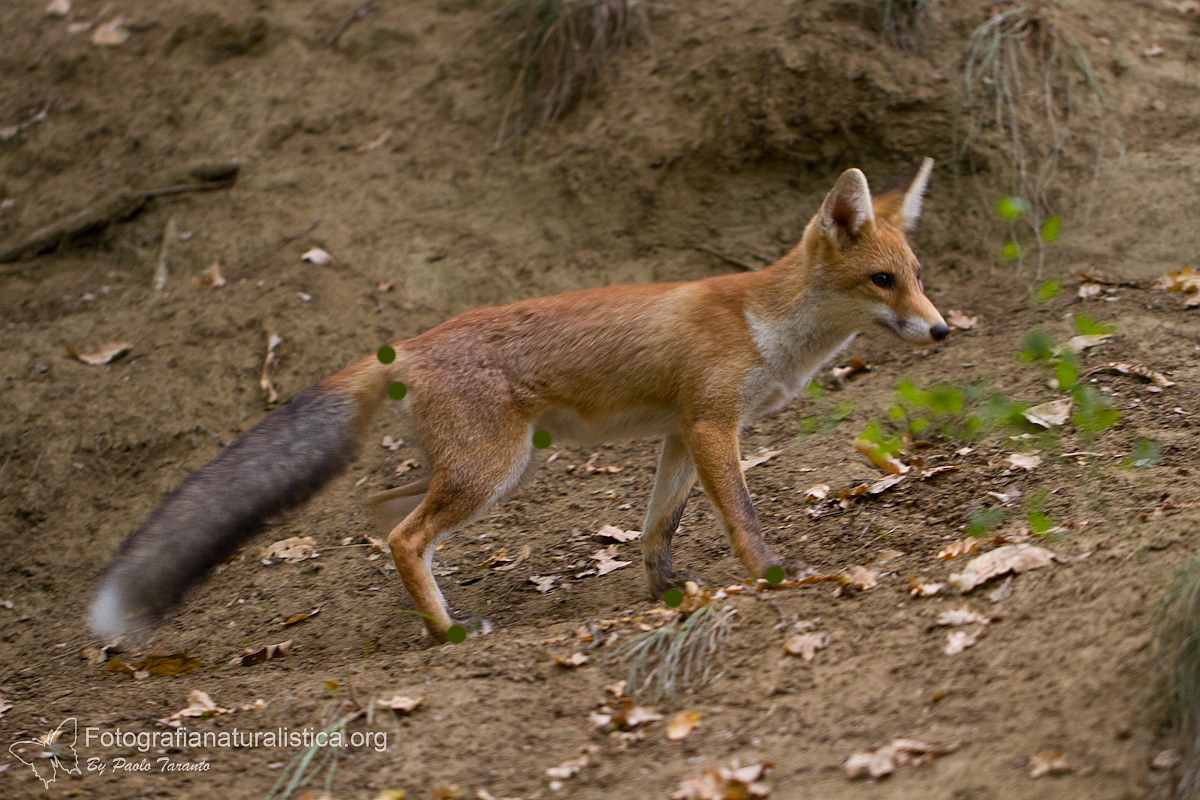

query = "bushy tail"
[[89, 356, 391, 640]]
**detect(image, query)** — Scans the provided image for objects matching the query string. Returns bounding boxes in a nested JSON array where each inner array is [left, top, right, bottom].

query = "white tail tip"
[[88, 583, 131, 640]]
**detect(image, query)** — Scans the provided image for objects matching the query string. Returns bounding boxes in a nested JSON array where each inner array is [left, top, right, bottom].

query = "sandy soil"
[[5, 0, 1200, 798]]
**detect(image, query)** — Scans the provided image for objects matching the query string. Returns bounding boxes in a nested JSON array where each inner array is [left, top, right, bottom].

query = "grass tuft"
[[880, 0, 932, 50], [1156, 557, 1200, 798], [617, 603, 736, 701], [494, 0, 647, 148], [953, 5, 1124, 277]]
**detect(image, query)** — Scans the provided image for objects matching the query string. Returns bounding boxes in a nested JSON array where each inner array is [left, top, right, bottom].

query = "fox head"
[[806, 158, 948, 345]]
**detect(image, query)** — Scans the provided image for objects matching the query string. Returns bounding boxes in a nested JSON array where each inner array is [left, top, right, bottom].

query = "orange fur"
[[90, 160, 948, 644]]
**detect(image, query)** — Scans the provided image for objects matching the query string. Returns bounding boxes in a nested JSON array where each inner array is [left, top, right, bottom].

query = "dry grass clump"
[[880, 0, 933, 50], [953, 4, 1124, 274], [1155, 557, 1200, 798], [617, 603, 736, 701], [495, 0, 647, 147]]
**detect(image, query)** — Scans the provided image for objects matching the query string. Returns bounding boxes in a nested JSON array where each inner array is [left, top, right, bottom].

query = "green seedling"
[[1124, 438, 1161, 469], [966, 507, 1004, 538]]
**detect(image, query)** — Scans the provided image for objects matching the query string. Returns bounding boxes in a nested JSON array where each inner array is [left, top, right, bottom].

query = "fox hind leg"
[[368, 478, 430, 539], [386, 434, 531, 641], [642, 433, 699, 598]]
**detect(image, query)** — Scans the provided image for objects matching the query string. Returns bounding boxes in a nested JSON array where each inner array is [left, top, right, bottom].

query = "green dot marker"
[[388, 381, 407, 400], [446, 624, 467, 644], [663, 588, 683, 608], [765, 565, 785, 585], [532, 430, 552, 449], [377, 345, 396, 364]]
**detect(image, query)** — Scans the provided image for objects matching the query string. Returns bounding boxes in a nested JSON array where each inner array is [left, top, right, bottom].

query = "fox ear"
[[819, 168, 875, 247], [873, 157, 933, 231]]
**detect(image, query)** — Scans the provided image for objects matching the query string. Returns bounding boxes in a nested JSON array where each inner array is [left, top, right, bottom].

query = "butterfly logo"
[[9, 717, 81, 789]]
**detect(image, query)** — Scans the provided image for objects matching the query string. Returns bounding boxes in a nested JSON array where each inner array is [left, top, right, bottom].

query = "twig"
[[279, 219, 322, 247], [0, 100, 52, 141], [153, 216, 176, 291], [691, 244, 760, 272], [328, 0, 374, 46], [0, 161, 240, 266], [138, 180, 237, 199]]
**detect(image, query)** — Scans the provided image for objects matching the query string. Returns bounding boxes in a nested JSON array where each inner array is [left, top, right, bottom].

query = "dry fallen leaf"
[[671, 760, 770, 799], [1023, 398, 1071, 428], [910, 579, 943, 597], [381, 435, 403, 451], [1062, 333, 1111, 354], [595, 524, 641, 543], [783, 631, 828, 661], [803, 483, 830, 502], [844, 739, 951, 779], [261, 536, 318, 564], [161, 690, 234, 727], [840, 565, 878, 591], [740, 449, 781, 471], [1155, 267, 1200, 305], [666, 711, 702, 741], [853, 438, 910, 475], [944, 630, 979, 654], [1077, 283, 1103, 300], [193, 261, 226, 288], [937, 539, 983, 560], [936, 607, 989, 627], [949, 543, 1055, 592], [945, 309, 978, 330], [358, 129, 393, 153], [868, 474, 905, 495], [1007, 452, 1042, 472], [301, 247, 332, 265], [1029, 749, 1071, 778], [920, 465, 960, 480], [66, 340, 131, 365], [546, 755, 588, 780], [582, 452, 622, 473], [283, 608, 320, 627], [1088, 362, 1175, 390], [530, 575, 557, 593], [45, 0, 70, 16], [591, 545, 632, 576], [228, 640, 292, 668], [376, 695, 423, 714], [554, 652, 589, 668], [91, 17, 130, 46], [1152, 749, 1181, 771], [104, 648, 201, 678], [493, 543, 532, 572]]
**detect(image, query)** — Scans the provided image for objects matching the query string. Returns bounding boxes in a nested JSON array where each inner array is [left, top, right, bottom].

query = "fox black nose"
[[930, 323, 949, 342]]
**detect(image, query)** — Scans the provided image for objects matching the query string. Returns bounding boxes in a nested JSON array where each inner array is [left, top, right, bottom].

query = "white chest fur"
[[741, 304, 857, 419]]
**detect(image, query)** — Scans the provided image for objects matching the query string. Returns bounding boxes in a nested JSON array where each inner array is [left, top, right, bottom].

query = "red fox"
[[90, 159, 947, 643]]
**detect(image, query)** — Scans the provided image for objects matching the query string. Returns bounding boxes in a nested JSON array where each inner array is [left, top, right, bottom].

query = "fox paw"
[[784, 560, 816, 580], [451, 613, 493, 637], [647, 570, 705, 600]]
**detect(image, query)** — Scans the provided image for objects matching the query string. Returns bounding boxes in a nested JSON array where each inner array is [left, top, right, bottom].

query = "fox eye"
[[871, 272, 895, 289]]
